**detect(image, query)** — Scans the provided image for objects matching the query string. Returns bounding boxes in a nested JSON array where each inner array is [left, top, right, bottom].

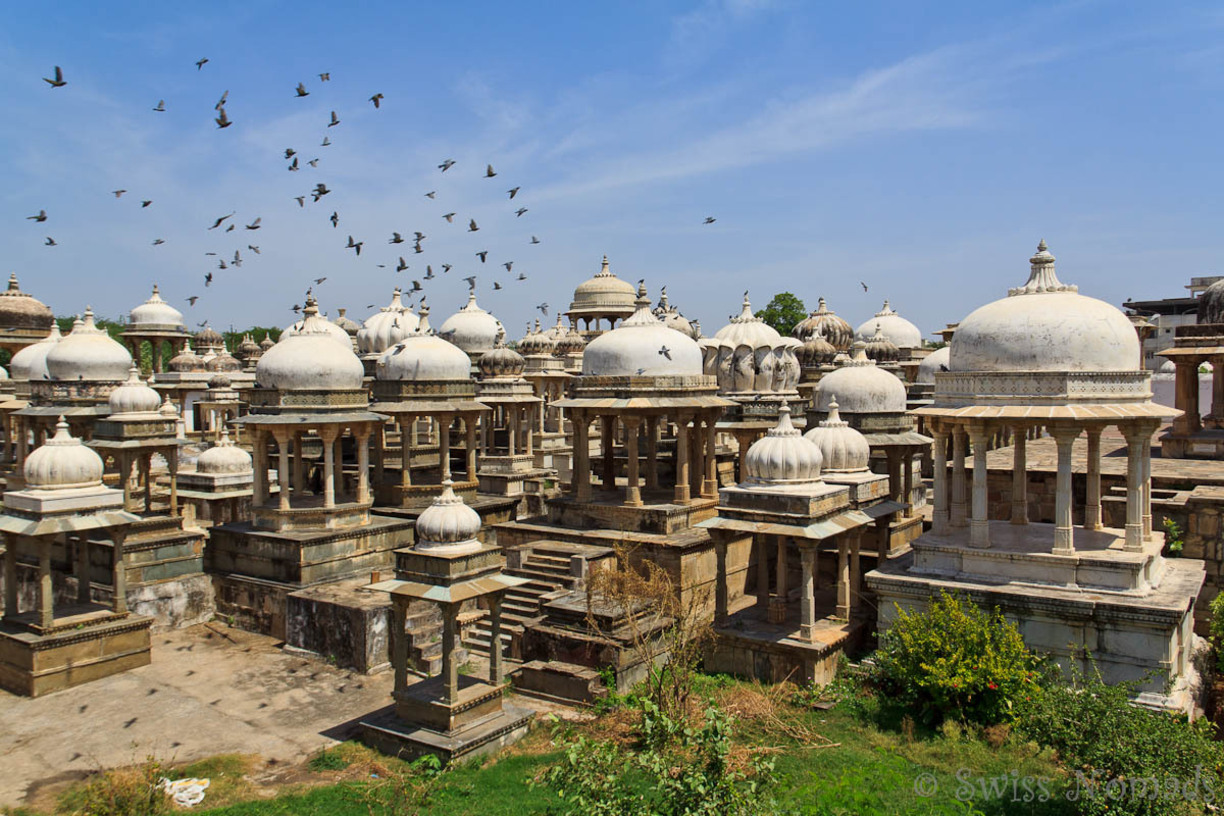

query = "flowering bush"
[[872, 591, 1042, 726]]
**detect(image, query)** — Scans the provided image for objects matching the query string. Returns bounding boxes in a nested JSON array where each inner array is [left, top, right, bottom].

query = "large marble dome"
[[10, 323, 61, 382], [258, 299, 364, 390], [714, 293, 782, 348], [0, 273, 54, 336], [438, 291, 501, 356], [582, 283, 702, 377], [45, 308, 133, 382], [854, 301, 922, 349], [814, 343, 907, 415], [129, 284, 186, 330], [568, 256, 637, 319], [949, 241, 1140, 374], [376, 306, 473, 382], [357, 288, 418, 355]]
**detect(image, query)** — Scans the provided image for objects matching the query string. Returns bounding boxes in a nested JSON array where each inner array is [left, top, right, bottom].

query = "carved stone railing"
[[933, 371, 1152, 405]]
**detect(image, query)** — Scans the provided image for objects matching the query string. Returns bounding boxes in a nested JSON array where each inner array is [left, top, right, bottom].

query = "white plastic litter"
[[158, 777, 211, 808]]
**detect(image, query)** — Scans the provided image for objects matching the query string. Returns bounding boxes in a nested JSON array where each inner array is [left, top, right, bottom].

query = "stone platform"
[[285, 577, 391, 674], [0, 607, 152, 697]]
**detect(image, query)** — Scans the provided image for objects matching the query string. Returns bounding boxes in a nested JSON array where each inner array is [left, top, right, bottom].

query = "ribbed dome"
[[915, 346, 951, 385], [357, 289, 418, 354], [10, 323, 61, 381], [714, 293, 782, 348], [582, 283, 703, 377], [333, 308, 362, 336], [197, 429, 253, 474], [376, 306, 473, 382], [168, 342, 206, 372], [207, 349, 242, 372], [283, 300, 354, 348], [208, 373, 232, 389], [803, 399, 871, 473], [438, 291, 502, 355], [258, 299, 365, 390], [259, 335, 275, 351], [413, 480, 483, 554], [814, 343, 907, 414], [793, 297, 853, 351], [949, 241, 1140, 374], [555, 324, 587, 355], [479, 329, 526, 378], [108, 367, 164, 415], [45, 308, 133, 383], [129, 284, 186, 329], [23, 417, 105, 490], [796, 333, 836, 368], [569, 255, 637, 315], [236, 333, 261, 359], [741, 404, 823, 488], [194, 325, 225, 352], [546, 314, 570, 344], [0, 274, 54, 331], [862, 324, 900, 363], [518, 319, 556, 356], [855, 301, 922, 349]]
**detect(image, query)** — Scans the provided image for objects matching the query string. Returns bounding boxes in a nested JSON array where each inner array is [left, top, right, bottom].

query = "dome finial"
[[1011, 239, 1075, 296], [7, 273, 19, 292], [825, 397, 843, 425]]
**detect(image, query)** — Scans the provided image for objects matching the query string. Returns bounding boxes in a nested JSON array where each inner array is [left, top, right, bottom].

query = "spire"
[[731, 291, 760, 324], [1010, 239, 1076, 296], [417, 301, 432, 334], [598, 255, 611, 277], [768, 400, 800, 438], [821, 398, 847, 427], [7, 273, 19, 293]]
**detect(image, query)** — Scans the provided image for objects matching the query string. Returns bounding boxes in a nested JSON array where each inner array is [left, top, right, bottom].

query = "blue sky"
[[2, 0, 1222, 340]]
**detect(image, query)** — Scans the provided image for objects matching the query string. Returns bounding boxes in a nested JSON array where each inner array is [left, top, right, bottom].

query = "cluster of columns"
[[568, 408, 721, 506], [479, 402, 537, 459], [390, 593, 507, 705], [250, 422, 374, 510], [929, 418, 1157, 554], [377, 411, 481, 492], [114, 449, 179, 516], [1170, 357, 1222, 434], [3, 530, 129, 628], [123, 337, 187, 374]]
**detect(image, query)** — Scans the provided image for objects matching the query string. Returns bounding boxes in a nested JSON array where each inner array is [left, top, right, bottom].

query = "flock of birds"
[[27, 62, 720, 331]]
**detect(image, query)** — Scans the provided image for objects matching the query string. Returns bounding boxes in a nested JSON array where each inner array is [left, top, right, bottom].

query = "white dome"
[[414, 481, 483, 554], [108, 367, 163, 415], [10, 323, 61, 382], [569, 255, 638, 316], [949, 241, 1139, 374], [46, 308, 133, 383], [916, 346, 951, 385], [197, 430, 252, 474], [479, 329, 526, 378], [518, 319, 556, 356], [283, 299, 354, 349], [1157, 359, 1176, 376], [814, 343, 907, 415], [376, 308, 473, 382], [23, 417, 105, 491], [714, 293, 783, 348], [357, 289, 418, 354], [129, 284, 185, 329], [854, 301, 922, 349], [804, 399, 871, 472], [438, 292, 502, 355], [258, 300, 365, 390], [0, 365, 8, 381], [741, 404, 823, 488], [582, 285, 703, 377]]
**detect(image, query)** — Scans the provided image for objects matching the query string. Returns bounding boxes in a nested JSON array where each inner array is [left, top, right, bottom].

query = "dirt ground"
[[0, 621, 403, 808]]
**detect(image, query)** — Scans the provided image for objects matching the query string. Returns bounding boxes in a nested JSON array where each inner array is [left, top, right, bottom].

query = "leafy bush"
[[307, 747, 350, 772], [1210, 592, 1224, 674], [872, 591, 1042, 726], [1014, 663, 1224, 816], [56, 756, 168, 816], [1163, 517, 1185, 557], [536, 704, 777, 816]]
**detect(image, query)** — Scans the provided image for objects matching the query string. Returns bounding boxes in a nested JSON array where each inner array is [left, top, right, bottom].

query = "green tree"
[[755, 292, 806, 336]]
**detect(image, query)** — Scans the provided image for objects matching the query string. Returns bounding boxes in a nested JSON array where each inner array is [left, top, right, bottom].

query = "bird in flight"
[[225, 224, 235, 232], [330, 211, 339, 227], [321, 136, 331, 146], [151, 238, 165, 246], [328, 110, 340, 127], [248, 245, 260, 254], [396, 257, 408, 272], [517, 272, 527, 281], [503, 261, 513, 272], [215, 107, 232, 128], [285, 148, 296, 159], [319, 72, 330, 81], [27, 210, 46, 222], [413, 242, 423, 254], [537, 303, 549, 316], [346, 235, 363, 255], [414, 231, 426, 242], [485, 164, 497, 178], [141, 200, 152, 207], [659, 346, 672, 360], [508, 187, 520, 199], [860, 281, 868, 292], [208, 212, 235, 230], [288, 156, 299, 171], [476, 250, 488, 263], [463, 275, 477, 289], [196, 57, 209, 70], [369, 93, 383, 108], [314, 277, 327, 285], [441, 263, 452, 273], [424, 266, 434, 280], [493, 281, 502, 290], [294, 196, 305, 207], [308, 158, 319, 167], [215, 90, 228, 110], [409, 279, 422, 292], [232, 250, 242, 267], [113, 189, 127, 198], [703, 216, 716, 224], [390, 232, 404, 244], [186, 296, 199, 306], [468, 218, 479, 232], [44, 66, 66, 87], [313, 183, 331, 201], [218, 259, 227, 269], [246, 217, 261, 230], [515, 207, 528, 217], [438, 159, 455, 172], [44, 236, 57, 246], [425, 191, 436, 199], [205, 272, 214, 286], [152, 100, 165, 112], [295, 82, 309, 97], [443, 212, 455, 223], [531, 236, 540, 244]]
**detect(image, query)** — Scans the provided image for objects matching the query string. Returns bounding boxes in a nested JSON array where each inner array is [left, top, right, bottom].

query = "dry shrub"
[[714, 681, 838, 748]]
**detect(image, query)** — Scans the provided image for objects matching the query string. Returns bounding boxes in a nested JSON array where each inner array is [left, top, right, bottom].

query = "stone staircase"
[[403, 601, 470, 675], [464, 545, 585, 659]]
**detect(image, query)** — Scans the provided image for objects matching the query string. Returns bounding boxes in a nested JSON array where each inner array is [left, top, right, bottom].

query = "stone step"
[[525, 553, 572, 570], [502, 600, 538, 618], [506, 575, 563, 594]]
